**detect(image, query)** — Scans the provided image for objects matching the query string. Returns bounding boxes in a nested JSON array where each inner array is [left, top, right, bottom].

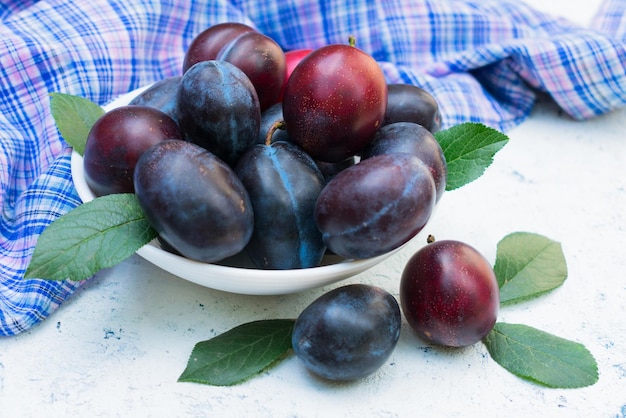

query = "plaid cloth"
[[1, 0, 625, 336]]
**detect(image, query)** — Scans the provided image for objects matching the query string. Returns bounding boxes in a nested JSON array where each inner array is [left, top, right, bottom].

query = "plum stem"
[[427, 234, 436, 243], [265, 119, 286, 145], [348, 35, 356, 47]]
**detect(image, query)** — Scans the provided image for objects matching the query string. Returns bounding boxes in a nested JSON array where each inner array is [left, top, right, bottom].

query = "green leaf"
[[493, 232, 568, 305], [50, 92, 104, 155], [434, 122, 509, 191], [483, 322, 598, 388], [178, 319, 296, 386], [24, 193, 157, 281]]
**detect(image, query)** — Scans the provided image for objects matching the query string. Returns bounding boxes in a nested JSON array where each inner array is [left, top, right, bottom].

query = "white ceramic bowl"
[[70, 86, 408, 295]]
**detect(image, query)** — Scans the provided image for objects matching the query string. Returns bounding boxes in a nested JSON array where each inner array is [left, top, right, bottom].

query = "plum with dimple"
[[235, 140, 326, 269], [292, 284, 401, 381], [400, 240, 499, 347]]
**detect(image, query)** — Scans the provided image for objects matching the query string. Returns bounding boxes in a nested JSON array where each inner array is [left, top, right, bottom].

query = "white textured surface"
[[2, 1, 625, 417]]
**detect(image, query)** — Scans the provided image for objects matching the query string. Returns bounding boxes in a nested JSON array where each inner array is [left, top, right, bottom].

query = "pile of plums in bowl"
[[74, 22, 446, 295]]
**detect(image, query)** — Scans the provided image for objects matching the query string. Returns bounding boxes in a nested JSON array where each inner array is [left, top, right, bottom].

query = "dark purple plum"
[[129, 76, 181, 122], [133, 140, 254, 263], [235, 141, 326, 269], [292, 284, 401, 381], [361, 122, 447, 202], [283, 41, 387, 163], [83, 105, 182, 197], [400, 240, 499, 347], [315, 156, 356, 183], [217, 31, 286, 111], [156, 234, 182, 256], [384, 84, 442, 132], [257, 102, 289, 144], [315, 153, 436, 260], [182, 22, 256, 73], [176, 60, 260, 166]]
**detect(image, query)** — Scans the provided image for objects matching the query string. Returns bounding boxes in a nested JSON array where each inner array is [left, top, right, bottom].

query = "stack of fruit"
[[82, 22, 447, 272]]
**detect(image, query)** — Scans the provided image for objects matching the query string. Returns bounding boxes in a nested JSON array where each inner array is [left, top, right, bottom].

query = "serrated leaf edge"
[[483, 322, 599, 389], [435, 122, 509, 191], [495, 232, 568, 305]]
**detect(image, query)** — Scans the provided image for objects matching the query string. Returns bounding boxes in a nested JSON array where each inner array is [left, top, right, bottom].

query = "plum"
[[217, 31, 286, 111], [292, 284, 401, 381], [384, 84, 442, 133], [235, 141, 326, 269], [314, 153, 436, 259], [257, 103, 289, 144], [400, 240, 499, 347], [133, 140, 254, 263], [361, 121, 447, 202], [176, 60, 260, 166], [314, 156, 356, 183], [83, 105, 182, 197], [182, 22, 256, 73], [129, 76, 181, 122], [283, 40, 387, 163]]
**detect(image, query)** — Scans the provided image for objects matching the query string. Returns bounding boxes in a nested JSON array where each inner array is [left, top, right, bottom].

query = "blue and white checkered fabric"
[[1, 0, 625, 335]]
